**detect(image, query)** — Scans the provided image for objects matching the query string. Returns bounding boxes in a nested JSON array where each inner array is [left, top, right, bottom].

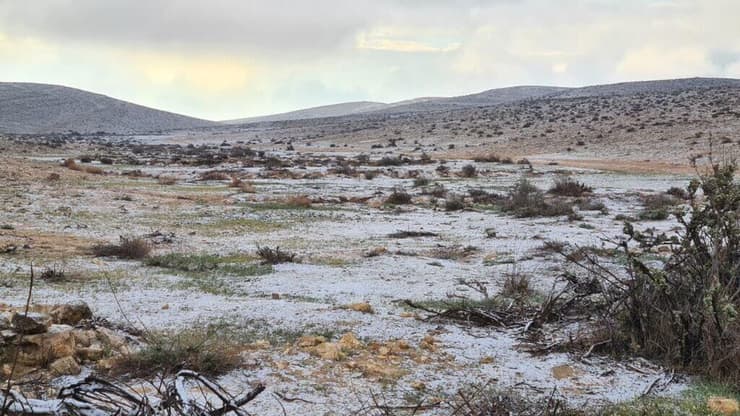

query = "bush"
[[472, 153, 501, 163], [503, 178, 575, 218], [548, 175, 593, 197], [460, 164, 478, 178], [109, 327, 241, 378], [256, 245, 297, 265], [444, 195, 465, 211], [413, 177, 430, 187], [199, 170, 231, 181], [567, 162, 740, 388], [639, 193, 680, 220], [385, 188, 412, 205], [92, 236, 151, 259]]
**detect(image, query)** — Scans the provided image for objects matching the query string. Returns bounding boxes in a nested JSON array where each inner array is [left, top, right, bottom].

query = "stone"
[[707, 397, 739, 415], [49, 356, 81, 376], [345, 302, 374, 314], [71, 329, 96, 347], [338, 333, 362, 352], [77, 343, 105, 361], [312, 342, 345, 361], [12, 312, 52, 334], [296, 335, 326, 348], [49, 302, 92, 325], [20, 326, 76, 366], [551, 364, 576, 380], [96, 327, 126, 350]]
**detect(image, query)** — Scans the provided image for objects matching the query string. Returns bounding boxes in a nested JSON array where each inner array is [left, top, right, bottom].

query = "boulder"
[[49, 356, 81, 376], [12, 312, 51, 334], [76, 343, 105, 361], [49, 303, 92, 325], [18, 326, 76, 366]]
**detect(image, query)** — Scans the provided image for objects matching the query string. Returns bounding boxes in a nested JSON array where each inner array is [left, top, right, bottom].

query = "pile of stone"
[[0, 302, 133, 379]]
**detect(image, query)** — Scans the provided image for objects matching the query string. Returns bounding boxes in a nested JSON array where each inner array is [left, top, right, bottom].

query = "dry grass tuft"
[[92, 236, 152, 259]]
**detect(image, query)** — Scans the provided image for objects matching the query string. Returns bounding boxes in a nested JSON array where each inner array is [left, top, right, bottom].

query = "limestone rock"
[[49, 356, 81, 376], [345, 302, 374, 314], [12, 312, 51, 334], [49, 302, 92, 325]]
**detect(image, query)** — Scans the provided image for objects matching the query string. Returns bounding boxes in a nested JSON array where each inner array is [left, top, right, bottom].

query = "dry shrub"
[[501, 273, 532, 299], [473, 153, 501, 163], [385, 188, 412, 205], [256, 245, 297, 264], [199, 170, 231, 181], [503, 178, 574, 218], [565, 162, 740, 388], [62, 158, 81, 171], [444, 195, 465, 211], [460, 164, 478, 177], [92, 236, 151, 259], [108, 328, 241, 378], [548, 174, 593, 197], [157, 176, 177, 185], [286, 195, 312, 208], [84, 166, 104, 175], [237, 181, 256, 193]]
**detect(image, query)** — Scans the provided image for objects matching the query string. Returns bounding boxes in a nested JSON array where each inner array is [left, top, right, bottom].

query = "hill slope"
[[0, 83, 216, 134]]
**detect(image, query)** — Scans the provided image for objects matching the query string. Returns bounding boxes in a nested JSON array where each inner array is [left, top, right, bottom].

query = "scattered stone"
[[296, 335, 326, 348], [344, 302, 374, 314], [551, 364, 576, 380], [12, 312, 52, 334]]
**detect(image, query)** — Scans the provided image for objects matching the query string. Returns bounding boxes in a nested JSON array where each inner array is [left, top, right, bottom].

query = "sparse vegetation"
[[548, 174, 592, 197], [256, 245, 298, 264], [385, 188, 412, 205], [92, 236, 151, 259]]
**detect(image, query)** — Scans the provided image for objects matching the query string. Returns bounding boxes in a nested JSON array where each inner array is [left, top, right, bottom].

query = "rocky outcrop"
[[1, 303, 132, 379]]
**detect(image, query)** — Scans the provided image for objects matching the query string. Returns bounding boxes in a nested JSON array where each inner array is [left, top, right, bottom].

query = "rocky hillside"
[[0, 82, 216, 134]]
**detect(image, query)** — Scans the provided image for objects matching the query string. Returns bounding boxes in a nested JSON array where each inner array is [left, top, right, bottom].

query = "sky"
[[1, 0, 739, 121]]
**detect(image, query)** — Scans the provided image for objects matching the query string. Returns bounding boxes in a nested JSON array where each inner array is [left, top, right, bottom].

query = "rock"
[[96, 327, 126, 350], [296, 335, 326, 348], [49, 356, 81, 376], [411, 381, 426, 391], [19, 326, 76, 366], [77, 343, 105, 361], [551, 364, 576, 380], [249, 340, 271, 349], [271, 293, 280, 300], [49, 302, 92, 325], [345, 302, 374, 314], [12, 312, 52, 334], [338, 333, 362, 352], [312, 342, 345, 361], [707, 397, 739, 415], [419, 335, 437, 351], [71, 329, 96, 347]]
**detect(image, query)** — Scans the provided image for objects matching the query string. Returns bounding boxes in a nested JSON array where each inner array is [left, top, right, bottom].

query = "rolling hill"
[[0, 82, 216, 134]]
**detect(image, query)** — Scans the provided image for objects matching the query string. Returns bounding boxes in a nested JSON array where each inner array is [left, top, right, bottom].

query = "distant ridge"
[[0, 82, 216, 134], [3, 77, 739, 134], [226, 77, 740, 124]]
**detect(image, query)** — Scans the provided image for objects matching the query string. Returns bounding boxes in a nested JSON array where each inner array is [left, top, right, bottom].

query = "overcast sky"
[[1, 0, 739, 120]]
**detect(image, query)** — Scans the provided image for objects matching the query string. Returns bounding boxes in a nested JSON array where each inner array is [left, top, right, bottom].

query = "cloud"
[[616, 46, 713, 79], [1, 0, 740, 119]]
